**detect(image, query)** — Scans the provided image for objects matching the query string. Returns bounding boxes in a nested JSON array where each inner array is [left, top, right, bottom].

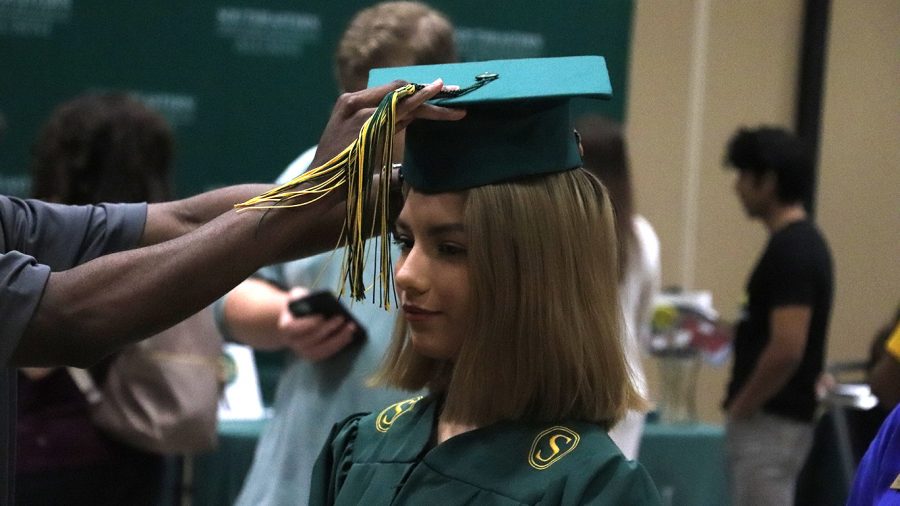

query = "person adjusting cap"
[[367, 55, 612, 192]]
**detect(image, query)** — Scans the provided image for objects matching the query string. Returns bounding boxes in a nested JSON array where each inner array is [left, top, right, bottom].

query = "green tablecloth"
[[192, 418, 728, 506], [192, 419, 267, 506], [638, 422, 729, 506]]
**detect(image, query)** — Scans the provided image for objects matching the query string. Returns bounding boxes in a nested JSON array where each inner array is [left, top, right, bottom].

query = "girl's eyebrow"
[[393, 220, 464, 237], [426, 223, 465, 237], [393, 218, 409, 233]]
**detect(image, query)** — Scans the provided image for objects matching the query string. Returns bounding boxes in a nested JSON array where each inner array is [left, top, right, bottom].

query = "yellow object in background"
[[652, 304, 679, 333], [885, 322, 900, 361]]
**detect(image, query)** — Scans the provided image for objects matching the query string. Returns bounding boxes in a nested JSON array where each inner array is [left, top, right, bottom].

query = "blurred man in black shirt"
[[721, 126, 834, 506]]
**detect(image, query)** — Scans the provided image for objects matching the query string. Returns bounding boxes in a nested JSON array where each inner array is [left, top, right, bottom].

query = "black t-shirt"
[[725, 220, 834, 422]]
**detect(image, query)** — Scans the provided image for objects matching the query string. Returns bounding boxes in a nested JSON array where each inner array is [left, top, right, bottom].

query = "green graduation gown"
[[309, 395, 661, 505]]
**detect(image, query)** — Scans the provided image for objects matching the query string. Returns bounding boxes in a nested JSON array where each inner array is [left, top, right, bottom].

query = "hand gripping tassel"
[[234, 83, 421, 309]]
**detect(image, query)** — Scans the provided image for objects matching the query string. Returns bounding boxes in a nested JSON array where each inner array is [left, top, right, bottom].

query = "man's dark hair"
[[724, 126, 814, 205]]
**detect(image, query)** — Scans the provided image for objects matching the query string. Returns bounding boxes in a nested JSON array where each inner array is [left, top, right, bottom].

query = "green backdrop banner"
[[0, 0, 632, 198]]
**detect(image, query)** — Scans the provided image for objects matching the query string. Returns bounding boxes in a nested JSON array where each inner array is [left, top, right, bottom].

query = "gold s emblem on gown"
[[375, 396, 424, 433], [528, 426, 580, 470]]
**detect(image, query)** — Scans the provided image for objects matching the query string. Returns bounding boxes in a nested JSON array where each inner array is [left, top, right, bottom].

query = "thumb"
[[289, 286, 311, 301]]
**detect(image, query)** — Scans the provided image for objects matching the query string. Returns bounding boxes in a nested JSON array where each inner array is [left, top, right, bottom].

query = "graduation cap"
[[367, 55, 612, 192], [235, 56, 611, 307]]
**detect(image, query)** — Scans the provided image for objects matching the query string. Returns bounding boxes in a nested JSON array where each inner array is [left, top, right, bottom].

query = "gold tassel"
[[235, 83, 420, 309]]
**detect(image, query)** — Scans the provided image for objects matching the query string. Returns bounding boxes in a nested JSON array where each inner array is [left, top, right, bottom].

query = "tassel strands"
[[235, 83, 421, 309]]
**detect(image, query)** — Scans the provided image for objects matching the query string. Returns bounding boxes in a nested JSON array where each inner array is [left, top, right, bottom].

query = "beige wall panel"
[[817, 0, 900, 366], [695, 1, 802, 324], [627, 0, 694, 291]]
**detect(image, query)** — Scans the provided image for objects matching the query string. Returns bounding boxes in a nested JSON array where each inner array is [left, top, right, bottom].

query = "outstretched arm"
[[11, 79, 462, 366], [140, 184, 271, 246], [15, 192, 343, 366]]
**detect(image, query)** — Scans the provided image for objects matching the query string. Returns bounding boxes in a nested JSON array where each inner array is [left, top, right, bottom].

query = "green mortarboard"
[[368, 55, 612, 193]]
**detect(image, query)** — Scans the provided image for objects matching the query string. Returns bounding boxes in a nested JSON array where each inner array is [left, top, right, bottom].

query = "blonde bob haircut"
[[371, 168, 647, 429]]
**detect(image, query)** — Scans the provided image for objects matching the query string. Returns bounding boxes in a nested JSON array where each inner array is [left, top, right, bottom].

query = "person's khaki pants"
[[725, 411, 814, 506]]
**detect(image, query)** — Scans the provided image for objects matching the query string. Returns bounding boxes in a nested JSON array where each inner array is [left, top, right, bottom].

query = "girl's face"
[[393, 189, 471, 360]]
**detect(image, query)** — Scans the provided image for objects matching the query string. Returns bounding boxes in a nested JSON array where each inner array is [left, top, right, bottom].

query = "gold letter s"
[[534, 434, 573, 463]]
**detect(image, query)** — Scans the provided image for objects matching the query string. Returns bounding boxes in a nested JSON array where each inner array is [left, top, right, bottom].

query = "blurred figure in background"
[[847, 309, 900, 505], [867, 307, 900, 410], [796, 307, 898, 505], [846, 402, 900, 506], [216, 3, 458, 504], [575, 115, 661, 459], [721, 126, 834, 506], [17, 92, 221, 505]]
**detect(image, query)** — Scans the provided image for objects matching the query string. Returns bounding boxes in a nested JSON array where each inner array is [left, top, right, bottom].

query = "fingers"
[[288, 286, 310, 301], [313, 79, 465, 169], [346, 80, 410, 110], [395, 79, 467, 122], [394, 79, 466, 132], [400, 78, 444, 109], [294, 320, 356, 362], [395, 104, 467, 132], [289, 286, 310, 300], [295, 317, 356, 362], [410, 103, 467, 121], [347, 78, 450, 112], [311, 84, 404, 168], [395, 103, 467, 132], [279, 312, 356, 362]]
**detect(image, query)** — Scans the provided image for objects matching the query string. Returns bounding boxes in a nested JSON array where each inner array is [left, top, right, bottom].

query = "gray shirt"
[[0, 196, 146, 503]]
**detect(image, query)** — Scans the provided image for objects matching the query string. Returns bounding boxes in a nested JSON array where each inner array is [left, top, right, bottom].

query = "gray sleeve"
[[0, 196, 147, 363], [1, 197, 146, 270], [0, 251, 50, 364]]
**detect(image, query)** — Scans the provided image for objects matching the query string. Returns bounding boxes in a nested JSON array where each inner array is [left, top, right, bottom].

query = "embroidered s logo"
[[528, 426, 580, 470], [375, 396, 423, 433]]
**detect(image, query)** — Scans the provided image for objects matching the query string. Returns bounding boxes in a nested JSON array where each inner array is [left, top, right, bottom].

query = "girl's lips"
[[402, 303, 440, 322]]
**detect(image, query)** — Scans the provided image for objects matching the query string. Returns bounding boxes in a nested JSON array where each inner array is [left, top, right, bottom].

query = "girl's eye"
[[392, 234, 413, 250], [438, 243, 466, 256]]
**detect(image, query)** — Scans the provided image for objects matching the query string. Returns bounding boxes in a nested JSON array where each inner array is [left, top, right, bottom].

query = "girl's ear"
[[574, 129, 584, 159]]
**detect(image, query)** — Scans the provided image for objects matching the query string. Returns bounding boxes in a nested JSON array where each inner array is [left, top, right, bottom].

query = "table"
[[192, 418, 728, 506], [638, 422, 729, 506], [191, 419, 266, 506]]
